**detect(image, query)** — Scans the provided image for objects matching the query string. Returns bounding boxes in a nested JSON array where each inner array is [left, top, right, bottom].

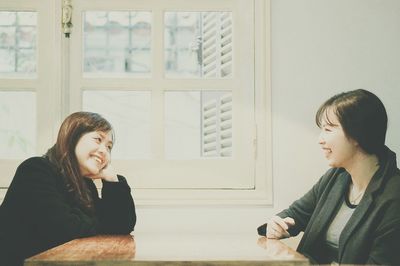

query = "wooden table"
[[25, 233, 309, 265]]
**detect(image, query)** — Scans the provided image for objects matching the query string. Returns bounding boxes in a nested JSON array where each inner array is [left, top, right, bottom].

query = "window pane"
[[82, 90, 151, 159], [0, 91, 36, 158], [0, 12, 16, 26], [0, 11, 37, 76], [164, 12, 233, 78], [83, 11, 152, 76], [17, 49, 36, 73], [17, 12, 36, 26], [0, 49, 15, 72], [165, 91, 232, 159], [17, 26, 36, 48], [0, 26, 15, 47]]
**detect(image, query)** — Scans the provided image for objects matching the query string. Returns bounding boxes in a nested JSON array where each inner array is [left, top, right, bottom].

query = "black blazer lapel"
[[302, 172, 350, 249], [338, 165, 386, 261], [338, 194, 372, 262]]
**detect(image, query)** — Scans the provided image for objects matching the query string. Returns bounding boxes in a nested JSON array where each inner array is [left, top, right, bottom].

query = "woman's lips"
[[322, 147, 332, 156]]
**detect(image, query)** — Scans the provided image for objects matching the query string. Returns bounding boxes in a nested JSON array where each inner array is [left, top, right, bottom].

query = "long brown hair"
[[45, 112, 114, 211]]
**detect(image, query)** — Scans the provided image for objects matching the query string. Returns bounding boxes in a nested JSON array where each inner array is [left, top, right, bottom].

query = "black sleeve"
[[257, 169, 335, 236], [367, 198, 400, 265], [15, 158, 98, 244], [94, 175, 136, 234]]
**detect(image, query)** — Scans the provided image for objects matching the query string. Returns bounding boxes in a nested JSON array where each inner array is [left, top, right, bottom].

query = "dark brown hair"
[[45, 112, 113, 211], [316, 89, 387, 157]]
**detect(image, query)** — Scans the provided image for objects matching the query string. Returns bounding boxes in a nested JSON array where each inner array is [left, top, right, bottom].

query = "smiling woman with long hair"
[[258, 89, 400, 265], [0, 112, 136, 266]]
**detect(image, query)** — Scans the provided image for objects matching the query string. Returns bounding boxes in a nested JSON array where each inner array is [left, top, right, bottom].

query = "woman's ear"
[[351, 140, 361, 151], [352, 139, 359, 146]]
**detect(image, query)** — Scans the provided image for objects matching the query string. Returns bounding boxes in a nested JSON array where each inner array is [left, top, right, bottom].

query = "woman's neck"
[[345, 152, 379, 191]]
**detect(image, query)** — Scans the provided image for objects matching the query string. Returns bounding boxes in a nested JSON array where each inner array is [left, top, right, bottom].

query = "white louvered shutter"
[[201, 93, 232, 157], [201, 12, 232, 78]]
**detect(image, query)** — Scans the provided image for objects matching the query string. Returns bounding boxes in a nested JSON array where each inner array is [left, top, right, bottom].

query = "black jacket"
[[0, 157, 136, 266], [258, 147, 400, 265]]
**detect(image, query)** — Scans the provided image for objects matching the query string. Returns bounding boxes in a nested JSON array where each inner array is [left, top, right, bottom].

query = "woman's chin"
[[327, 160, 336, 168], [82, 168, 102, 178]]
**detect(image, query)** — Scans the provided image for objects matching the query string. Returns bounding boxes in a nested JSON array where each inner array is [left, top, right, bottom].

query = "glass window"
[[82, 90, 152, 159], [0, 91, 36, 158], [165, 91, 232, 159], [0, 11, 37, 76], [83, 11, 152, 76], [165, 12, 233, 78], [66, 0, 264, 197]]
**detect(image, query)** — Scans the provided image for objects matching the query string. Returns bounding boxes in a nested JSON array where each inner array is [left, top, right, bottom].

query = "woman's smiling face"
[[318, 108, 359, 169], [75, 131, 113, 177]]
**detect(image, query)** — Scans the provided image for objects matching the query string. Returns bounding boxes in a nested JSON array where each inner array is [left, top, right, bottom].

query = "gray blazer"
[[258, 147, 400, 265]]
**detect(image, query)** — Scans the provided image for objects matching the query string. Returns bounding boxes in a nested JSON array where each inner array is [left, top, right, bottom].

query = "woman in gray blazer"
[[258, 89, 400, 265]]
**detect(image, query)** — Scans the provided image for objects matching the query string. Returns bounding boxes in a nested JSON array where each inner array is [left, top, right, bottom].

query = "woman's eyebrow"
[[322, 121, 339, 128], [97, 131, 107, 138]]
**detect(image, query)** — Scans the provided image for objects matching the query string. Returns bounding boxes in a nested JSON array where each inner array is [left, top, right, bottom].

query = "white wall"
[[136, 0, 400, 245]]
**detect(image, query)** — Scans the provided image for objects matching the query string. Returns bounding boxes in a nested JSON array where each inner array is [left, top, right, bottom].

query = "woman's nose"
[[318, 131, 325, 144]]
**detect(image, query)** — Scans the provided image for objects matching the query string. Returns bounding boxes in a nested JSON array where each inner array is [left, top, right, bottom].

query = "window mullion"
[[151, 7, 165, 160]]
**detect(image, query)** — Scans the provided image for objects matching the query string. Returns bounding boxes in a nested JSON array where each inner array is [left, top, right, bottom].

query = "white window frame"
[[0, 0, 61, 195], [0, 0, 271, 205]]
